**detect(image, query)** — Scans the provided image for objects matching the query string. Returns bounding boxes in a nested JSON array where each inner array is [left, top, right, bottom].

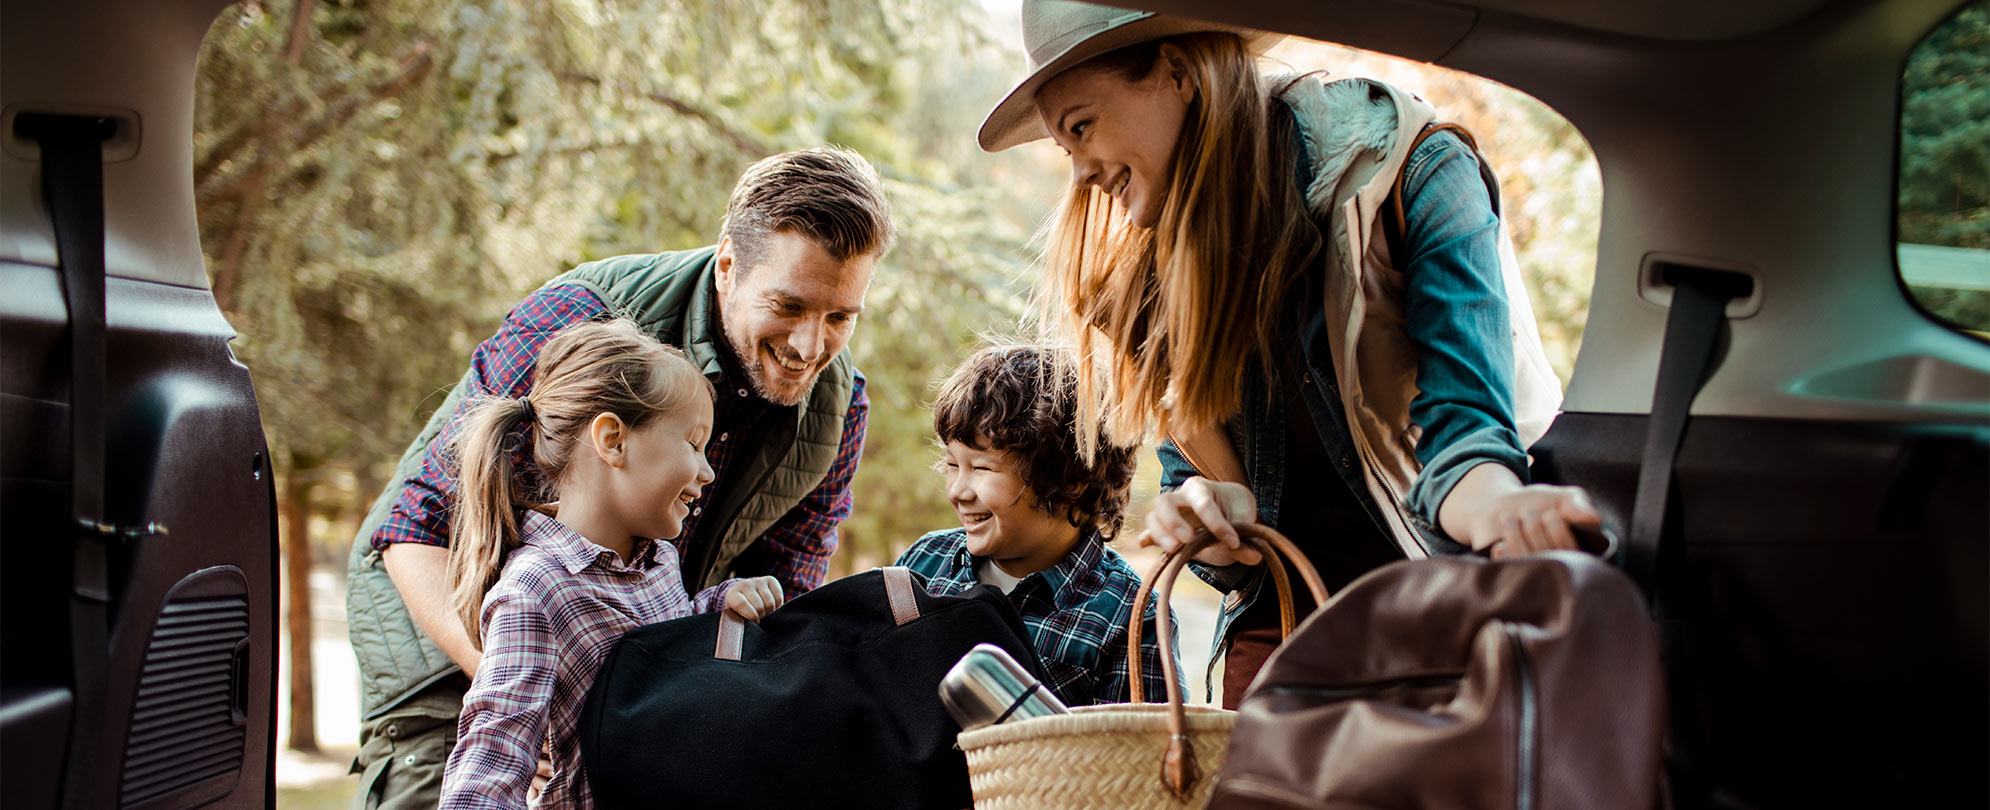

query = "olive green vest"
[[343, 247, 856, 717]]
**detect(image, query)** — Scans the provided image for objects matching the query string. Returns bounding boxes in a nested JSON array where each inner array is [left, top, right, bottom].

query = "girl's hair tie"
[[517, 397, 537, 425]]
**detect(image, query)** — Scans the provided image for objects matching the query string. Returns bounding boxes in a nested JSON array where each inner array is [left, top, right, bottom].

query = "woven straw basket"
[[957, 525, 1328, 809]]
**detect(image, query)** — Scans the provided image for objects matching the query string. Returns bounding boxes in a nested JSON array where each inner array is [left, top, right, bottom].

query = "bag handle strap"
[[1128, 524, 1327, 798], [713, 566, 921, 661], [1384, 122, 1480, 260]]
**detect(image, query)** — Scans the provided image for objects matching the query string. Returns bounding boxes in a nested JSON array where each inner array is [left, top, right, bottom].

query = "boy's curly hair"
[[933, 344, 1138, 536]]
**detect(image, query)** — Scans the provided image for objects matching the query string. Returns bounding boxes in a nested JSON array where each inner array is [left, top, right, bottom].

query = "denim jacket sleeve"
[[1157, 437, 1262, 593], [1395, 131, 1531, 533]]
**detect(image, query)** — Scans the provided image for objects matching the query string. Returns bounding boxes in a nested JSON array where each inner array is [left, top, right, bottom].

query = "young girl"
[[438, 319, 786, 809]]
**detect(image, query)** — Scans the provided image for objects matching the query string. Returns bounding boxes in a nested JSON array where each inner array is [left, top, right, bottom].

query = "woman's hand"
[[1471, 485, 1604, 558], [724, 576, 787, 620], [1441, 463, 1603, 558], [1136, 476, 1264, 566]]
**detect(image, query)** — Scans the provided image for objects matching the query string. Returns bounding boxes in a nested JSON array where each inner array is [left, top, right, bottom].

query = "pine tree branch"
[[213, 0, 326, 313], [197, 42, 434, 213], [557, 72, 768, 156]]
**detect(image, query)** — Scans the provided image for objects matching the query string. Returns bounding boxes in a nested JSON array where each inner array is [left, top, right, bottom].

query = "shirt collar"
[[955, 529, 1107, 611], [705, 284, 774, 418], [520, 509, 665, 574]]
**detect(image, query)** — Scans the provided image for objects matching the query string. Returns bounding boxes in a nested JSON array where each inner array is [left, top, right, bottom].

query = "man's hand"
[[724, 576, 786, 620], [380, 542, 484, 678], [1135, 477, 1263, 566], [527, 740, 553, 801]]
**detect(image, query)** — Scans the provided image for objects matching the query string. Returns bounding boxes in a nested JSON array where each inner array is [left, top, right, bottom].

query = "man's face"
[[714, 230, 876, 406]]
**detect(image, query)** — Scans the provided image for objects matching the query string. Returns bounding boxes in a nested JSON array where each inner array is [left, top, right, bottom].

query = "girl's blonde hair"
[[1038, 32, 1319, 459], [446, 318, 712, 648]]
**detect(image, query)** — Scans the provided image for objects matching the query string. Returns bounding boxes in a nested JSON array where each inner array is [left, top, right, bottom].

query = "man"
[[343, 147, 894, 808]]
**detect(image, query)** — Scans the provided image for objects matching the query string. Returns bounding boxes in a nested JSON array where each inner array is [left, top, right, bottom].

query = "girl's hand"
[[724, 576, 786, 620], [1136, 477, 1264, 566], [1470, 484, 1603, 559]]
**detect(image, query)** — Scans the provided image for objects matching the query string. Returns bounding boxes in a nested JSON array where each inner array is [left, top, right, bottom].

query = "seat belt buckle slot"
[[1638, 255, 1762, 318], [4, 107, 138, 161]]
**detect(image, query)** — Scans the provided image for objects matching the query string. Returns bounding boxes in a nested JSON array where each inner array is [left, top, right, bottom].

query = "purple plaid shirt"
[[440, 510, 734, 810], [372, 282, 867, 595]]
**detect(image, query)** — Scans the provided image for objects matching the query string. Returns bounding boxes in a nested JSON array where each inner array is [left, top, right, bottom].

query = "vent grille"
[[120, 595, 249, 808]]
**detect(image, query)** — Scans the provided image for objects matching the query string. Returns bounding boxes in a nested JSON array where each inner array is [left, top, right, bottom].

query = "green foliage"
[[1899, 1, 1990, 334], [1900, 1, 1990, 250]]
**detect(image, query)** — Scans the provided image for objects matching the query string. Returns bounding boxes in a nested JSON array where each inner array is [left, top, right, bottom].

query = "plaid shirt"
[[895, 528, 1178, 706], [441, 510, 734, 810], [373, 282, 867, 595]]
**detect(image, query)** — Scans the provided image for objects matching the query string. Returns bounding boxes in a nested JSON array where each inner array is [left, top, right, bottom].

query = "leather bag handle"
[[713, 566, 922, 661], [1127, 524, 1328, 798], [1388, 121, 1480, 247]]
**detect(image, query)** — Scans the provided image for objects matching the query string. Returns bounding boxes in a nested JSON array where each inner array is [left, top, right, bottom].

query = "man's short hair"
[[933, 344, 1138, 536], [720, 146, 897, 270]]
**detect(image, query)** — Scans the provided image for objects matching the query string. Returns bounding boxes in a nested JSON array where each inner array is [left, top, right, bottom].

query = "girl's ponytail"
[[447, 396, 537, 650]]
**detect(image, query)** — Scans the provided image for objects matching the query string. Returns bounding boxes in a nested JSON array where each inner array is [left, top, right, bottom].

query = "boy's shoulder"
[[895, 528, 969, 575], [1082, 541, 1148, 603]]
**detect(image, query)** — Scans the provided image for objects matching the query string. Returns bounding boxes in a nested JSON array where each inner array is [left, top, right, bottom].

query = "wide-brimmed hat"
[[978, 0, 1282, 152]]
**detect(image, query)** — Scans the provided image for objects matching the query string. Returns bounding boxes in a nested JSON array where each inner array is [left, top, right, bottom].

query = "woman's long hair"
[[1038, 32, 1319, 459], [446, 318, 712, 649]]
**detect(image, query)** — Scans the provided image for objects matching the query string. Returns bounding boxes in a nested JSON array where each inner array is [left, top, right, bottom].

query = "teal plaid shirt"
[[895, 528, 1178, 706]]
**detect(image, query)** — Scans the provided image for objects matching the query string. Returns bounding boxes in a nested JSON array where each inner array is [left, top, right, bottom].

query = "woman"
[[980, 0, 1604, 705]]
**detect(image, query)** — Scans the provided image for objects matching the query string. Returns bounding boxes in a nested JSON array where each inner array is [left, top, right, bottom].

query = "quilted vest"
[[1173, 76, 1562, 559], [343, 247, 855, 717]]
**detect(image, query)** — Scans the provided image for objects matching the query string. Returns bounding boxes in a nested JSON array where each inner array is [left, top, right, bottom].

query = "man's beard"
[[726, 325, 819, 407]]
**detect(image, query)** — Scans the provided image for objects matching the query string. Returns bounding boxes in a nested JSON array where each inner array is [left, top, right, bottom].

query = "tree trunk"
[[282, 470, 319, 754]]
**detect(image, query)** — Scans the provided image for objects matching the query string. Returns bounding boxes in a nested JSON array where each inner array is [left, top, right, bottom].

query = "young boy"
[[895, 344, 1178, 706]]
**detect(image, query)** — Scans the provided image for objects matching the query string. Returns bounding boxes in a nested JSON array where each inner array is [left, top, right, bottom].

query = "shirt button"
[[737, 388, 749, 397], [404, 754, 417, 766], [692, 507, 701, 516], [1340, 456, 1351, 468], [719, 433, 728, 442]]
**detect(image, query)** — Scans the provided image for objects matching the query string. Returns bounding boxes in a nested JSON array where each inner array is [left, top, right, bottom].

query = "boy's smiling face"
[[941, 438, 1083, 577]]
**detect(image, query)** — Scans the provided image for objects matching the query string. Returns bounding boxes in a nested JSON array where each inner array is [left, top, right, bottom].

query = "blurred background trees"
[[1898, 0, 1989, 334], [193, 0, 1601, 756]]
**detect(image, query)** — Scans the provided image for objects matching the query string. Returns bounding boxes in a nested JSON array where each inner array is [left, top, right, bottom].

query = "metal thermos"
[[938, 643, 1069, 730]]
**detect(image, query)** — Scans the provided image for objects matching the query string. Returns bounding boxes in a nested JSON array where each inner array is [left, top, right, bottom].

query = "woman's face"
[[1035, 47, 1195, 229]]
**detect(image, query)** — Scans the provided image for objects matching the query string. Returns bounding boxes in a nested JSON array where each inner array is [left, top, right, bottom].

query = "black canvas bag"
[[578, 567, 1044, 810]]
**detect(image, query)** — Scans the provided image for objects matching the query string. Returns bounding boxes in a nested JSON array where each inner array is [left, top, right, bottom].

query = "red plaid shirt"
[[373, 282, 867, 595], [440, 510, 734, 810]]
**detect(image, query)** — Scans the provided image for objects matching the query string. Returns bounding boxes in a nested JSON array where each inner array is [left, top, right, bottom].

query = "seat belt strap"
[[1624, 265, 1749, 809], [1626, 268, 1746, 594], [23, 112, 117, 810]]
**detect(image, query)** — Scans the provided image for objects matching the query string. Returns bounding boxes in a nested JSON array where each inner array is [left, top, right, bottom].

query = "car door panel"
[[0, 262, 276, 808]]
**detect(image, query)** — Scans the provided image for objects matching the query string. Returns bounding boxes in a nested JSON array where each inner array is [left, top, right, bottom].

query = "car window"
[[1897, 1, 1990, 338]]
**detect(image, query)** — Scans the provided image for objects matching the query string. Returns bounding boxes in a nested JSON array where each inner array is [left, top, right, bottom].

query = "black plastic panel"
[[0, 260, 276, 808], [120, 567, 250, 810], [1531, 412, 1989, 808]]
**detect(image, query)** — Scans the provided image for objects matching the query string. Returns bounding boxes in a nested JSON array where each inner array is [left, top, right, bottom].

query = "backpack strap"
[[1383, 122, 1480, 262]]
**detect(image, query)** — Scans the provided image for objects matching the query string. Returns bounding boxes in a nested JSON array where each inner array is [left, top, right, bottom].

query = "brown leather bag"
[[1208, 544, 1665, 810]]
